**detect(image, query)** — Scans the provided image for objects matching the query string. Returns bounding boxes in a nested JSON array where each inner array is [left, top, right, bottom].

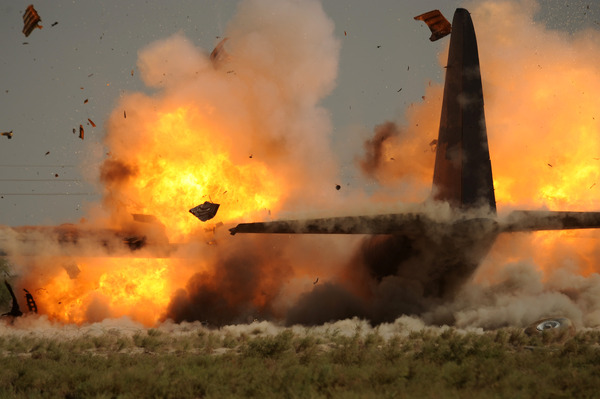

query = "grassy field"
[[0, 317, 598, 398]]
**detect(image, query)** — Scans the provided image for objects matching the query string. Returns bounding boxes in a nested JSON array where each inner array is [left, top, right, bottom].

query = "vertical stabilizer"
[[432, 8, 496, 213]]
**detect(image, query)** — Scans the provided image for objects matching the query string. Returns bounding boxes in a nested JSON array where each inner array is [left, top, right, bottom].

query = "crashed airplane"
[[1, 8, 600, 299], [229, 8, 600, 299]]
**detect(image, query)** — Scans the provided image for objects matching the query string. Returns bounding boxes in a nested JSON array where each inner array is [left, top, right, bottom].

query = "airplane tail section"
[[432, 8, 496, 213]]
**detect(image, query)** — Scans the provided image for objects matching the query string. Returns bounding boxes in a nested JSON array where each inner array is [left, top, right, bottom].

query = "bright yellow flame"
[[121, 107, 282, 240]]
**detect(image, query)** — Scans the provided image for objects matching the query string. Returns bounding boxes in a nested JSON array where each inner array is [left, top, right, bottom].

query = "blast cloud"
[[4, 0, 600, 332]]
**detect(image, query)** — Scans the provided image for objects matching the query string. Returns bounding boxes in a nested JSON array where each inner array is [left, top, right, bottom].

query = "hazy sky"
[[0, 0, 596, 226]]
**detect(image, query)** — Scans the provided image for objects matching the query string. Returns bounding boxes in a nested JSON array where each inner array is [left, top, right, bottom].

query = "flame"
[[110, 106, 283, 239], [36, 258, 178, 325], [32, 104, 285, 326]]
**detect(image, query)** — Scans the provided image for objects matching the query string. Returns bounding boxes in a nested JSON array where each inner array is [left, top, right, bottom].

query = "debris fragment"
[[548, 163, 553, 168], [132, 214, 159, 223], [414, 10, 452, 41], [131, 69, 134, 76], [54, 173, 58, 178], [87, 118, 96, 127], [72, 128, 76, 134], [210, 38, 229, 67], [335, 184, 341, 190], [344, 31, 347, 36], [124, 110, 127, 118], [2, 281, 22, 318], [63, 263, 81, 279], [524, 317, 575, 341], [23, 289, 37, 313], [22, 5, 42, 37], [397, 88, 402, 92], [84, 99, 88, 104], [313, 277, 319, 285], [429, 139, 438, 152], [1, 131, 13, 139], [45, 151, 50, 155], [79, 124, 84, 140], [189, 201, 220, 222], [51, 21, 58, 27], [249, 154, 253, 159]]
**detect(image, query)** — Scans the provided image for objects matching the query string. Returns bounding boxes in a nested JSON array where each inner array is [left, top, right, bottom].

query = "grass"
[[0, 319, 598, 398]]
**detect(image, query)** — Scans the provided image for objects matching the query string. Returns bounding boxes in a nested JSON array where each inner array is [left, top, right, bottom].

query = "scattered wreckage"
[[189, 201, 220, 222], [22, 5, 42, 37], [524, 317, 576, 340], [0, 214, 171, 258], [1, 131, 13, 140], [1, 281, 37, 320], [414, 10, 452, 42]]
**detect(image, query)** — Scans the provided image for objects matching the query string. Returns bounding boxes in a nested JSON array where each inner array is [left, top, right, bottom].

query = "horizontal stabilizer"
[[230, 213, 435, 236], [501, 211, 600, 233]]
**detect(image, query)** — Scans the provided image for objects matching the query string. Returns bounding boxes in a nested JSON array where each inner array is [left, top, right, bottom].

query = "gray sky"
[[0, 0, 596, 226]]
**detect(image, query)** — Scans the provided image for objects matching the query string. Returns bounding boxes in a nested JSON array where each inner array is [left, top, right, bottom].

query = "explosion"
[[5, 0, 600, 329]]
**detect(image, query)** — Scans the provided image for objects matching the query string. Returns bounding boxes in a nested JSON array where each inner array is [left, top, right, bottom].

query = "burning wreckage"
[[0, 8, 596, 329], [22, 5, 42, 38], [228, 9, 600, 326], [1, 281, 37, 319]]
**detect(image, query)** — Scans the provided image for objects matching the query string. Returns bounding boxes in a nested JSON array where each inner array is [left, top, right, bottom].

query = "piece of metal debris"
[[124, 110, 127, 118], [79, 124, 84, 140], [23, 5, 42, 37], [2, 281, 22, 318], [414, 10, 451, 42], [1, 131, 13, 139], [313, 277, 319, 285], [24, 289, 37, 313], [51, 21, 58, 27], [335, 184, 341, 190], [524, 317, 575, 341], [87, 118, 96, 127], [210, 38, 229, 67], [189, 201, 220, 222]]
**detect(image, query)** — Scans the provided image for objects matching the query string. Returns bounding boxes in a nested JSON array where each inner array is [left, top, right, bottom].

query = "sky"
[[0, 0, 598, 227]]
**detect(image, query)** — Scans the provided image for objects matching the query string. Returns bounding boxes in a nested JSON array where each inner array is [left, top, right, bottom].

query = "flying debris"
[[87, 118, 96, 127], [189, 201, 220, 222], [1, 281, 22, 318], [210, 38, 230, 67], [313, 277, 319, 285], [79, 125, 84, 140], [335, 184, 341, 190], [429, 138, 438, 152], [414, 10, 452, 41], [51, 21, 58, 27], [84, 99, 88, 104], [1, 131, 13, 139], [124, 110, 127, 118], [22, 5, 42, 37], [23, 289, 37, 313]]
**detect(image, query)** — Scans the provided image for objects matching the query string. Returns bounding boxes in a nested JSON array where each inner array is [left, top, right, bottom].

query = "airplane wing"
[[229, 213, 435, 236], [501, 210, 600, 232]]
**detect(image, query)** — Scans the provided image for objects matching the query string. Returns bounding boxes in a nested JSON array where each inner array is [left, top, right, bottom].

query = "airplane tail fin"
[[432, 8, 496, 214]]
